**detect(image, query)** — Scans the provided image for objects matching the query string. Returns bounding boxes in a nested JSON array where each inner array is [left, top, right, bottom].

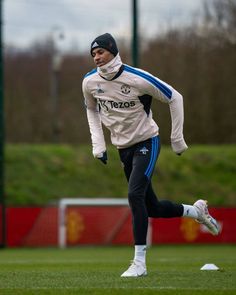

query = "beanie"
[[90, 33, 118, 56]]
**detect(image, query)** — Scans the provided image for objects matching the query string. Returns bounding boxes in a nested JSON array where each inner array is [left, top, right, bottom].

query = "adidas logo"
[[92, 42, 99, 48], [96, 84, 104, 94], [140, 147, 149, 155]]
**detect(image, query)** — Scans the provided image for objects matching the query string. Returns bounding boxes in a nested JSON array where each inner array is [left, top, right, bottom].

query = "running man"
[[82, 33, 219, 277]]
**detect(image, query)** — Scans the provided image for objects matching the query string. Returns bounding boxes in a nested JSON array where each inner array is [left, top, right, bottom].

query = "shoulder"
[[84, 68, 97, 79], [123, 64, 160, 84], [123, 64, 172, 99], [122, 64, 150, 86], [123, 64, 157, 87], [123, 64, 151, 77], [82, 68, 98, 91]]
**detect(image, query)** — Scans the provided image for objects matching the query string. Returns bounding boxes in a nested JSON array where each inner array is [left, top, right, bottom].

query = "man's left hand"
[[171, 139, 188, 155]]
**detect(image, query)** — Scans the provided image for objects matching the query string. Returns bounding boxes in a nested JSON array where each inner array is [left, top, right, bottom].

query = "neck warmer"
[[97, 53, 123, 80]]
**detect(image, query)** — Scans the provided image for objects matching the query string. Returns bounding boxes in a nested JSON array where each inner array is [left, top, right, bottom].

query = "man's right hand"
[[96, 151, 108, 164]]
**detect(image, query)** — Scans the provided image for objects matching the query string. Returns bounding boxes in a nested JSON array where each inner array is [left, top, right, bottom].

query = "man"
[[82, 33, 219, 277]]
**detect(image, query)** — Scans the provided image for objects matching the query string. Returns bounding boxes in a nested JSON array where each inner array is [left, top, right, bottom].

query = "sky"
[[3, 0, 204, 53]]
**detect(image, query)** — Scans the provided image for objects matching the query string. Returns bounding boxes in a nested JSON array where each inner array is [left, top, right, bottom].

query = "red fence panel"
[[4, 206, 236, 247], [152, 208, 236, 243], [7, 207, 42, 247]]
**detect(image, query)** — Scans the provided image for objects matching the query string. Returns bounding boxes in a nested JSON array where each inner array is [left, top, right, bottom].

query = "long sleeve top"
[[82, 63, 185, 157]]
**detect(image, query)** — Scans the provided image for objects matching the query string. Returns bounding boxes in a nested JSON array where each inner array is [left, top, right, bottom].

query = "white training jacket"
[[83, 63, 186, 157]]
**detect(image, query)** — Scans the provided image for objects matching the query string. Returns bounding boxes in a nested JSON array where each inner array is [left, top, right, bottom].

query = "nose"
[[94, 53, 100, 61]]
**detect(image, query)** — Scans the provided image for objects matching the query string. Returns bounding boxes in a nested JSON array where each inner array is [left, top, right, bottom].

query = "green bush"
[[5, 144, 236, 206]]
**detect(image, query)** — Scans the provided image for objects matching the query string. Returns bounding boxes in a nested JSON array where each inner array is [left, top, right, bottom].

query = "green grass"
[[5, 144, 236, 206], [0, 245, 235, 294]]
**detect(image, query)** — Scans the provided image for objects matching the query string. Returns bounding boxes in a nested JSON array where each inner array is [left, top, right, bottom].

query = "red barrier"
[[3, 206, 236, 247], [152, 208, 236, 244], [7, 207, 42, 247], [65, 207, 133, 245]]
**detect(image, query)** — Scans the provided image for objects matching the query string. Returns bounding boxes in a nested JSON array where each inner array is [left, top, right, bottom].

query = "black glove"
[[97, 151, 107, 165]]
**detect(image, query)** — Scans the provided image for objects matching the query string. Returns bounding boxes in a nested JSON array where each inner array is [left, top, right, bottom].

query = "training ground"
[[0, 245, 235, 295]]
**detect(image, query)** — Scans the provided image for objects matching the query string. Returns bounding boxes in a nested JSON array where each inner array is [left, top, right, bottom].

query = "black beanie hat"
[[90, 33, 118, 56]]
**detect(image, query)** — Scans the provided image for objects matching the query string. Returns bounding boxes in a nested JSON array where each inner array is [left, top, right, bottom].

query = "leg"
[[119, 136, 219, 278], [119, 142, 149, 245], [120, 137, 160, 277], [145, 183, 183, 218], [127, 136, 160, 245]]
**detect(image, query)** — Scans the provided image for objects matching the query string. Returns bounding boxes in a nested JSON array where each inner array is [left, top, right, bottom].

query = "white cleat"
[[121, 260, 147, 277], [193, 199, 220, 235]]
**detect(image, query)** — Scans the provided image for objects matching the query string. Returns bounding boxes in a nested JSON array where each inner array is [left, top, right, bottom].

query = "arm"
[[169, 89, 188, 155], [82, 79, 106, 158], [139, 70, 188, 154]]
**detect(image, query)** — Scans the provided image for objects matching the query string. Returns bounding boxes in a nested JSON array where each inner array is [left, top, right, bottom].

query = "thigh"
[[129, 136, 160, 195], [118, 146, 134, 181]]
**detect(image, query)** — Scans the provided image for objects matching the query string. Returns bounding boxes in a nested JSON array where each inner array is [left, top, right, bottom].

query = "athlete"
[[82, 33, 220, 277]]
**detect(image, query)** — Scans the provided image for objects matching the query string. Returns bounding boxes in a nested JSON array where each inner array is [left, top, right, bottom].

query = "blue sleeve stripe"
[[124, 65, 172, 99], [84, 68, 97, 78]]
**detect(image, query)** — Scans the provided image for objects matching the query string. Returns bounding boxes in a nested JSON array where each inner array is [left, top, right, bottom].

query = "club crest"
[[121, 84, 131, 94]]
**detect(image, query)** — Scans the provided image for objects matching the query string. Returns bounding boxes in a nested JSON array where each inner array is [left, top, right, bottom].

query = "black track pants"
[[118, 136, 183, 245]]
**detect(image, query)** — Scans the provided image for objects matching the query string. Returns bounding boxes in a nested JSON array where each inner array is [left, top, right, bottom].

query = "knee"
[[128, 192, 145, 207]]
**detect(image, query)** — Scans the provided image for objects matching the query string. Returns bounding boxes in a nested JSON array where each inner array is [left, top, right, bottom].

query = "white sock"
[[182, 204, 199, 219], [134, 245, 146, 264]]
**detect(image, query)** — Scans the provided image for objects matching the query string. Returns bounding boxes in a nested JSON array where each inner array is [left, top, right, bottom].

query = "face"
[[91, 48, 114, 67]]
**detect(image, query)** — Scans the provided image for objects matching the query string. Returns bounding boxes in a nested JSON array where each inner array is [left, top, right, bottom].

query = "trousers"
[[118, 136, 183, 245]]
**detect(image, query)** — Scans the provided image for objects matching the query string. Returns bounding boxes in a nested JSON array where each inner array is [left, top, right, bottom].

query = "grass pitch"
[[0, 245, 235, 295]]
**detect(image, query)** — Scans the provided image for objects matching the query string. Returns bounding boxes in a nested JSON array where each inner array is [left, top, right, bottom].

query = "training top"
[[82, 64, 185, 157]]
